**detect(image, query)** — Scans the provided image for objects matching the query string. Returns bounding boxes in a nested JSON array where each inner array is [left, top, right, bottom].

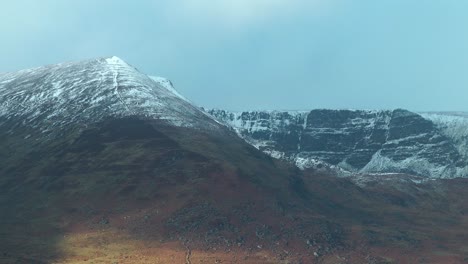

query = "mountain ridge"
[[209, 109, 468, 178]]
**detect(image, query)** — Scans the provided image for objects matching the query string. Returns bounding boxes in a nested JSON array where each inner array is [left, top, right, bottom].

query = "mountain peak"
[[0, 57, 220, 134], [105, 55, 126, 64], [103, 56, 135, 71]]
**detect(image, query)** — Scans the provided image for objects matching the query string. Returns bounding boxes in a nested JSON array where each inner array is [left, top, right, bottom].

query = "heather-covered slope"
[[2, 116, 468, 263]]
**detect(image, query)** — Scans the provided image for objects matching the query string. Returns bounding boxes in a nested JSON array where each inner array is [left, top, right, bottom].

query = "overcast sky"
[[1, 0, 468, 111]]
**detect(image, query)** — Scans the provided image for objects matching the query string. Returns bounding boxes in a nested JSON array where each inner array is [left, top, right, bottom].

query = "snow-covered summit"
[[0, 56, 220, 132]]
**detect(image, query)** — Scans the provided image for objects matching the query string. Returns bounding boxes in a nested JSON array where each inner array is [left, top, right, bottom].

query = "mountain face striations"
[[209, 109, 468, 178]]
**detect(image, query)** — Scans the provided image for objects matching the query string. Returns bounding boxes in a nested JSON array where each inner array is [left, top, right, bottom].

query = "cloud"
[[162, 0, 323, 32]]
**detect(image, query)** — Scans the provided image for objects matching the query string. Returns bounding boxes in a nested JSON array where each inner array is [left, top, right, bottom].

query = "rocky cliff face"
[[209, 109, 468, 178]]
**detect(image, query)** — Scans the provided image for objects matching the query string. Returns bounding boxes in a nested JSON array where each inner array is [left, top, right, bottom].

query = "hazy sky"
[[1, 0, 468, 111]]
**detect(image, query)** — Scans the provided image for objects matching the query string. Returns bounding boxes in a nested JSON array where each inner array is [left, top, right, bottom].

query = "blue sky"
[[1, 0, 468, 111]]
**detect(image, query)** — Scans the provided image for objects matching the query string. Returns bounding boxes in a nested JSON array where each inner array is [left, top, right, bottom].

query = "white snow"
[[263, 149, 286, 159]]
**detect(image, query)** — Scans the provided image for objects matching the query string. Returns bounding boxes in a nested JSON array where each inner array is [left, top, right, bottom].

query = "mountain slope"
[[421, 112, 468, 160]]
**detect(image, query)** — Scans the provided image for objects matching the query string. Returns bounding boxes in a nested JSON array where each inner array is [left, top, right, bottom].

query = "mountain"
[[209, 109, 468, 179], [0, 57, 342, 263], [1, 57, 468, 263], [0, 56, 220, 133]]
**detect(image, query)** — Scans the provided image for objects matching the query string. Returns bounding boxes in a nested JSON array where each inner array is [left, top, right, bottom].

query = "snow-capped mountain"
[[0, 56, 220, 134], [3, 56, 468, 180], [209, 109, 468, 178]]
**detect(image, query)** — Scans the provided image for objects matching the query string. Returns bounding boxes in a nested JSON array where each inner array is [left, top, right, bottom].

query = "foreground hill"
[[1, 58, 468, 263]]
